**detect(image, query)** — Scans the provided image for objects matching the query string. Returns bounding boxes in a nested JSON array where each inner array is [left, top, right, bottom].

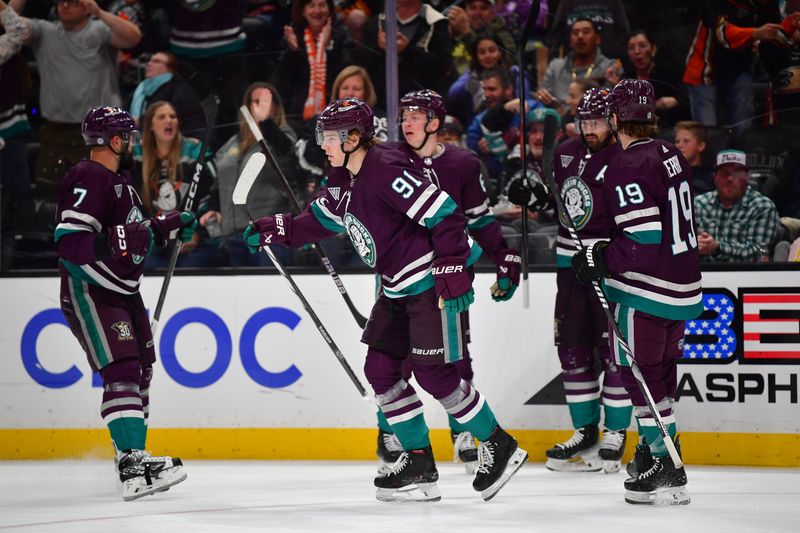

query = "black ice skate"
[[545, 424, 601, 472], [118, 449, 187, 501], [626, 436, 680, 478], [376, 429, 404, 475], [451, 430, 479, 474], [598, 428, 627, 473], [472, 427, 528, 501], [374, 445, 441, 502], [624, 454, 690, 505]]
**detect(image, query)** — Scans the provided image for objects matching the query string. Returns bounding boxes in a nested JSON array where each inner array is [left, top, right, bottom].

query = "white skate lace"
[[453, 432, 477, 463], [556, 429, 585, 449], [476, 442, 495, 475], [638, 457, 663, 480], [383, 433, 404, 454], [387, 452, 410, 475], [600, 430, 625, 451]]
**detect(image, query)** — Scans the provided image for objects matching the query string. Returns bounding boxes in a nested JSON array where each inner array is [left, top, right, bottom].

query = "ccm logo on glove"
[[115, 226, 128, 253], [432, 264, 464, 275]]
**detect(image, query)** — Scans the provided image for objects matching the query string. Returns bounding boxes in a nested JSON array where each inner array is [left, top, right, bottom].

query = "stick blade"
[[232, 152, 267, 205], [239, 105, 264, 143]]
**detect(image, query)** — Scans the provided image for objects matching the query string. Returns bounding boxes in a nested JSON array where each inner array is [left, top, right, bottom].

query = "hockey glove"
[[571, 241, 609, 284], [150, 211, 198, 246], [508, 175, 550, 211], [106, 222, 154, 259], [490, 248, 521, 302], [243, 213, 293, 253], [432, 257, 475, 313]]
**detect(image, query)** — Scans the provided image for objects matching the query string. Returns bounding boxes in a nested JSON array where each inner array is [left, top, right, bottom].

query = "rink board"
[[1, 271, 799, 465]]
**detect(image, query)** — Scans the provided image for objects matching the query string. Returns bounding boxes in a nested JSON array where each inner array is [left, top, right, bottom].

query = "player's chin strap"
[[605, 114, 622, 147], [341, 138, 366, 167], [407, 121, 438, 151]]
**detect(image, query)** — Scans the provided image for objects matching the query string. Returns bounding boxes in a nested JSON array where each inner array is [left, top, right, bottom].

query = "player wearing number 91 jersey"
[[245, 98, 528, 503], [571, 79, 702, 506]]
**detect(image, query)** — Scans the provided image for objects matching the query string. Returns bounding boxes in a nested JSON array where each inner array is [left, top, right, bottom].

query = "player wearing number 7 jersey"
[[244, 98, 527, 503], [571, 79, 703, 505]]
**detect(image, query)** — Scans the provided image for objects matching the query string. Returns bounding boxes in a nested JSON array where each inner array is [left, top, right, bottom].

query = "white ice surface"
[[0, 461, 798, 533]]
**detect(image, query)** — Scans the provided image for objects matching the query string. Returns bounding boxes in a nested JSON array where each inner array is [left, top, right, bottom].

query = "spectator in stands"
[[694, 150, 781, 262], [0, 0, 33, 233], [170, 1, 247, 148], [17, 0, 142, 193], [606, 29, 689, 127], [360, 0, 456, 108], [128, 51, 205, 135], [272, 0, 357, 131], [467, 68, 525, 187], [760, 1, 800, 124], [561, 78, 597, 139], [682, 0, 796, 136], [446, 0, 517, 74], [538, 18, 618, 109], [447, 32, 515, 129], [547, 0, 630, 60], [440, 114, 465, 147], [213, 82, 298, 268], [294, 65, 385, 197], [674, 121, 714, 194], [134, 101, 221, 268]]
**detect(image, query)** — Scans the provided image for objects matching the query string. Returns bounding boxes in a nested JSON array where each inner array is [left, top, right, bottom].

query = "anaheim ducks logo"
[[560, 176, 593, 230], [343, 213, 376, 267]]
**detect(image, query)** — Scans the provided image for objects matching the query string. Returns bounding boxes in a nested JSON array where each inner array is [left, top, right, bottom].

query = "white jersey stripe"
[[418, 192, 449, 226], [614, 207, 660, 225], [606, 278, 702, 306], [382, 252, 434, 283], [405, 183, 438, 219], [618, 271, 702, 292], [61, 210, 102, 232], [625, 221, 662, 233]]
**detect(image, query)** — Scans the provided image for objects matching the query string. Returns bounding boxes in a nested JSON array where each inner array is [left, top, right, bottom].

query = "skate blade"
[[625, 485, 691, 506], [602, 460, 622, 474], [121, 468, 188, 501], [376, 482, 441, 503], [545, 452, 602, 472], [481, 447, 528, 502]]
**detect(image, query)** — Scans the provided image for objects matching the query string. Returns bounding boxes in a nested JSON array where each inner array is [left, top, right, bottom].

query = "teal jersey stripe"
[[556, 254, 573, 268], [467, 215, 494, 230], [170, 38, 245, 58], [60, 259, 100, 287], [54, 227, 88, 242], [443, 307, 462, 364], [466, 242, 482, 266], [423, 196, 458, 229], [605, 284, 704, 321], [310, 202, 345, 233], [0, 118, 31, 140], [383, 275, 436, 298], [625, 229, 662, 244], [71, 279, 110, 368]]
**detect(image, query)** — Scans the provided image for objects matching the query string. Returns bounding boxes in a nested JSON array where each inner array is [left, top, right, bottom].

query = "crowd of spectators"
[[1, 0, 800, 271]]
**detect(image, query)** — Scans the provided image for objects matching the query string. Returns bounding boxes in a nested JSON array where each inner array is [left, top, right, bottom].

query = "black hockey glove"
[[571, 241, 609, 284], [105, 222, 154, 260], [508, 175, 550, 211]]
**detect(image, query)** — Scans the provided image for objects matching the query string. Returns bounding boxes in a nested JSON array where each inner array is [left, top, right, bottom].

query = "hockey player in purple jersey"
[[572, 79, 702, 505], [55, 107, 197, 501], [508, 88, 632, 474], [243, 98, 527, 502], [368, 89, 522, 475]]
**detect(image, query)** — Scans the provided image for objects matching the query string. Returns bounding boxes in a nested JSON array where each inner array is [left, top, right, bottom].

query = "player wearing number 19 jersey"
[[572, 79, 702, 505]]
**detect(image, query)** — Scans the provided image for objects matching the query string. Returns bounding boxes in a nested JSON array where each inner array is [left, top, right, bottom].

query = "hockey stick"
[[540, 113, 683, 468], [233, 152, 375, 407], [239, 104, 368, 329], [150, 65, 220, 337], [515, 1, 540, 309]]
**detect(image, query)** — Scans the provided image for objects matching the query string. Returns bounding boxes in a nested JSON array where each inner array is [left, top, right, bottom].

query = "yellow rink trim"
[[2, 428, 799, 466]]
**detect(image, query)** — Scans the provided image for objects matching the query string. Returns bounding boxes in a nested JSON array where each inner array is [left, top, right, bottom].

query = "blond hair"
[[331, 66, 378, 108]]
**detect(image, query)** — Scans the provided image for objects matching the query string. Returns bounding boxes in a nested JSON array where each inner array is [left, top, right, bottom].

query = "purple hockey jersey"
[[602, 138, 703, 320], [386, 142, 509, 260], [55, 160, 147, 295], [553, 138, 622, 268], [289, 144, 481, 298]]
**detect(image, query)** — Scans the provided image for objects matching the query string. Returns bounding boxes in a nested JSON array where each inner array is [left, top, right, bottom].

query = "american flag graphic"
[[683, 292, 737, 360], [742, 291, 800, 361]]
